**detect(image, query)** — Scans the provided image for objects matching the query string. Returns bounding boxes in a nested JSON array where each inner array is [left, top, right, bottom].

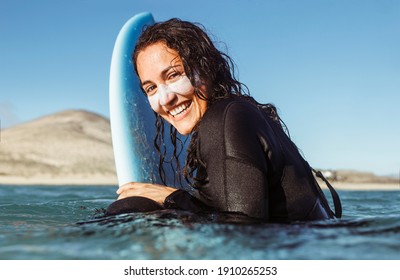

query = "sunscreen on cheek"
[[168, 76, 193, 96], [148, 94, 160, 112], [147, 76, 194, 112]]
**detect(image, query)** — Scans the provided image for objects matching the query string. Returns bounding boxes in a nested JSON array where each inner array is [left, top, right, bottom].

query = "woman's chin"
[[175, 125, 192, 136]]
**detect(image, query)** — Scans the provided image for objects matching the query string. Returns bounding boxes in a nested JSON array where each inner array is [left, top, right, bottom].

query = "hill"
[[0, 110, 397, 189], [0, 110, 117, 185]]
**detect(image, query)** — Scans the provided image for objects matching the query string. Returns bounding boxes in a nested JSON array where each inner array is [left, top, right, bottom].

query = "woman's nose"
[[158, 84, 177, 106]]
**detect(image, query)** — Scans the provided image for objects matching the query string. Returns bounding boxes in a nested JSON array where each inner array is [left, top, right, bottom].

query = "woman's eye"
[[145, 85, 156, 95], [168, 72, 180, 81]]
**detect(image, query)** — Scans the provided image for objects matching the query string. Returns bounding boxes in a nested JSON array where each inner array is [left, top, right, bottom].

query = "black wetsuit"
[[164, 97, 337, 222], [107, 97, 339, 222]]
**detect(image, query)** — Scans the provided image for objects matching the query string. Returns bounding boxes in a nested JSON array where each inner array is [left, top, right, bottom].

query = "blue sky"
[[1, 0, 399, 176]]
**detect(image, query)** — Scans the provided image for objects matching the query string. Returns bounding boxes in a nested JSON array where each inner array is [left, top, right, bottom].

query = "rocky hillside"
[[0, 110, 117, 185]]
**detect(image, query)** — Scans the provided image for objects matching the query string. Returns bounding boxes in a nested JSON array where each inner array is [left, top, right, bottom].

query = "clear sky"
[[1, 0, 399, 176]]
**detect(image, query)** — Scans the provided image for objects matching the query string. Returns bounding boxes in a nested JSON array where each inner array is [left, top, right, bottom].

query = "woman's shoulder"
[[198, 96, 266, 142], [202, 96, 262, 124]]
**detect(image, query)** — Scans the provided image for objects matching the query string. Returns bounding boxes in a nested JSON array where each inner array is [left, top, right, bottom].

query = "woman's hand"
[[116, 182, 177, 205]]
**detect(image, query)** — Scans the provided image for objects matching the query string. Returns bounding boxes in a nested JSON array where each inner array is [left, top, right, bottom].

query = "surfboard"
[[109, 12, 188, 188], [109, 12, 158, 186]]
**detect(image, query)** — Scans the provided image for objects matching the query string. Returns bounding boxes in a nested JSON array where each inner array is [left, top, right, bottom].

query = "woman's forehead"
[[136, 42, 183, 77]]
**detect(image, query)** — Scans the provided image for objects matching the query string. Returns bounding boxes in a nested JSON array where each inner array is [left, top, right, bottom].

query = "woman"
[[106, 18, 341, 223]]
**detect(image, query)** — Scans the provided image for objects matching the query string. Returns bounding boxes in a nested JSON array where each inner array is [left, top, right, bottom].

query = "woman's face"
[[136, 42, 208, 135]]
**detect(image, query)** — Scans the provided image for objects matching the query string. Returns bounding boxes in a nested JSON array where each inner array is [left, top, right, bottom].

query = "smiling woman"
[[107, 18, 342, 223]]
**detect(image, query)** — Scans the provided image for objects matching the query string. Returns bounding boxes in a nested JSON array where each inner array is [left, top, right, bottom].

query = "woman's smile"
[[169, 101, 192, 118]]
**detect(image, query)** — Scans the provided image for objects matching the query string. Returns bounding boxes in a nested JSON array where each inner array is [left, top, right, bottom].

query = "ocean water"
[[0, 185, 399, 260]]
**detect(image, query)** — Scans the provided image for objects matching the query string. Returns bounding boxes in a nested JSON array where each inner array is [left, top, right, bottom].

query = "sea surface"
[[0, 185, 399, 260]]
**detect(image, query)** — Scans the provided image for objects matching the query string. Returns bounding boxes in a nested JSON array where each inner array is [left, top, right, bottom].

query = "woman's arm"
[[105, 182, 178, 215], [105, 182, 210, 216]]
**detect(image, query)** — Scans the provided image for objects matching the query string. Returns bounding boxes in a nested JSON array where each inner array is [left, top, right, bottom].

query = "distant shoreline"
[[0, 176, 398, 190], [325, 182, 399, 191], [0, 175, 118, 186]]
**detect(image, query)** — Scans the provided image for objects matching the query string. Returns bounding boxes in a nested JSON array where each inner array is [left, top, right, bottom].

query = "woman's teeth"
[[170, 102, 191, 117]]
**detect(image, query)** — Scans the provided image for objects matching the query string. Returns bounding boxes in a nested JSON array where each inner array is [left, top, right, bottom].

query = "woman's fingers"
[[116, 182, 139, 194], [115, 183, 178, 204]]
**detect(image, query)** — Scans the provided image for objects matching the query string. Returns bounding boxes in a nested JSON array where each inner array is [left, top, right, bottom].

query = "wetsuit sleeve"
[[164, 189, 212, 212], [197, 101, 270, 220]]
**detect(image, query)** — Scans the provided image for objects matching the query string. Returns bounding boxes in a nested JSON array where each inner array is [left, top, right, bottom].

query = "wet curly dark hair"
[[132, 18, 285, 186]]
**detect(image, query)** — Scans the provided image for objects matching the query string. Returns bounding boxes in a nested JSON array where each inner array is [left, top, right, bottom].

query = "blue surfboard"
[[109, 12, 159, 186], [109, 12, 187, 188]]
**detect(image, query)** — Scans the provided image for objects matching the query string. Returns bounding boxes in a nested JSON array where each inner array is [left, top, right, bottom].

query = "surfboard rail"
[[109, 12, 158, 186]]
